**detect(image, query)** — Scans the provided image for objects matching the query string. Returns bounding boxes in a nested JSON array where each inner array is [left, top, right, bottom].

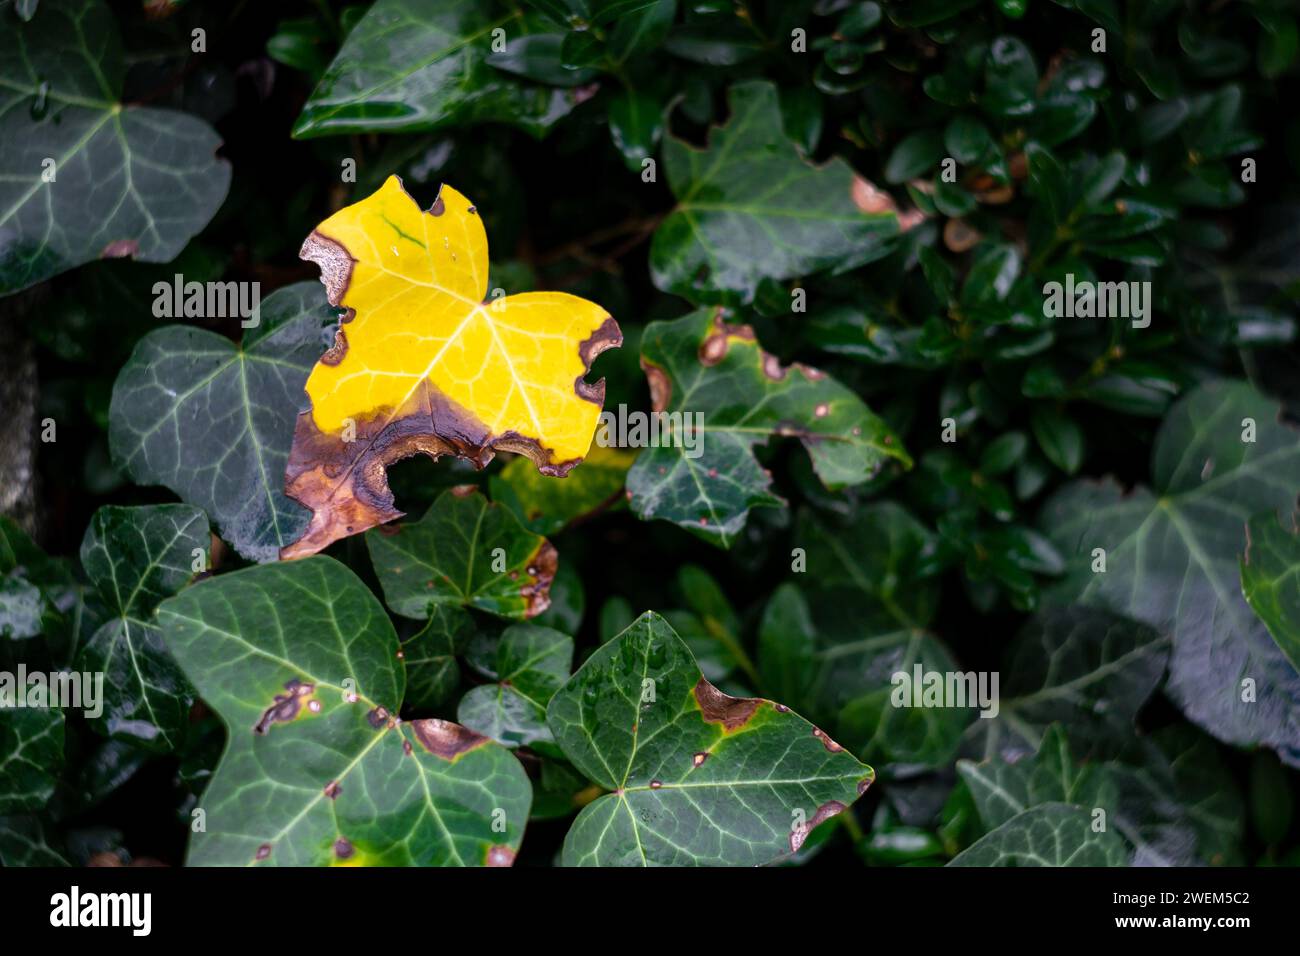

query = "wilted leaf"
[[458, 623, 572, 750], [1241, 510, 1300, 672], [547, 611, 874, 866], [368, 488, 558, 620], [948, 802, 1128, 866], [109, 283, 338, 563], [76, 505, 208, 751], [649, 81, 898, 305], [491, 444, 634, 535], [284, 176, 620, 557], [293, 0, 584, 139], [627, 310, 909, 545], [1042, 381, 1300, 765], [0, 708, 63, 813], [158, 556, 531, 866], [0, 0, 230, 293]]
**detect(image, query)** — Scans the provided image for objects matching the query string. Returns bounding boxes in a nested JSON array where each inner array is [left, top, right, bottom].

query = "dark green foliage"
[[2, 0, 1299, 867]]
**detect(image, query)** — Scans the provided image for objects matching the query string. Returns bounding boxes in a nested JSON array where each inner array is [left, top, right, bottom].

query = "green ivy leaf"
[[1241, 511, 1300, 673], [627, 310, 910, 546], [649, 81, 898, 305], [948, 802, 1128, 866], [548, 612, 873, 865], [966, 607, 1170, 761], [0, 0, 230, 293], [108, 283, 337, 563], [959, 725, 1116, 834], [402, 605, 473, 710], [1042, 380, 1300, 765], [0, 708, 63, 813], [368, 488, 558, 621], [77, 504, 208, 751], [158, 556, 532, 866], [293, 0, 582, 138], [458, 623, 573, 750]]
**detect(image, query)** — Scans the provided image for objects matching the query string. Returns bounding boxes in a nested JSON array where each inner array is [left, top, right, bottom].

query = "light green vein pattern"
[[547, 612, 874, 866], [158, 556, 531, 866]]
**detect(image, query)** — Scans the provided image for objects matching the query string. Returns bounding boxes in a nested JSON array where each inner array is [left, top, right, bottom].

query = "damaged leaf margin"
[[283, 175, 621, 558]]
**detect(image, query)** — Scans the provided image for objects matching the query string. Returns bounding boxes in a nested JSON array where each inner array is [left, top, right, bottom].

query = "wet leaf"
[[0, 0, 229, 293], [1042, 381, 1300, 765], [948, 802, 1128, 866], [491, 444, 634, 535], [109, 283, 338, 563], [367, 488, 558, 621], [626, 310, 910, 545], [649, 81, 898, 305], [547, 611, 874, 866], [293, 0, 583, 138], [284, 176, 620, 557], [458, 623, 573, 750], [77, 505, 208, 751], [1241, 511, 1300, 673], [157, 556, 531, 866]]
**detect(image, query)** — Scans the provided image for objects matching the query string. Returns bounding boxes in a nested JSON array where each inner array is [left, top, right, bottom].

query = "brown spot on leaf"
[[319, 327, 349, 367], [255, 844, 272, 861], [254, 679, 317, 735], [814, 402, 830, 419], [944, 219, 981, 252], [692, 752, 708, 767], [100, 239, 139, 259], [693, 678, 761, 732], [812, 726, 845, 753], [324, 781, 341, 799], [857, 775, 875, 796], [409, 719, 490, 761], [649, 779, 663, 789], [762, 352, 786, 381], [520, 540, 557, 618], [430, 196, 446, 216], [366, 705, 389, 729], [789, 801, 848, 854], [334, 837, 354, 860], [643, 361, 671, 414]]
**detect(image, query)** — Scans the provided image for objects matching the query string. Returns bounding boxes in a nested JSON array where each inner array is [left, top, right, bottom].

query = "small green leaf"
[[548, 612, 874, 865], [650, 81, 898, 305], [458, 623, 573, 750], [158, 556, 531, 866], [1030, 405, 1084, 474], [626, 310, 910, 546], [77, 505, 208, 751], [367, 488, 558, 621]]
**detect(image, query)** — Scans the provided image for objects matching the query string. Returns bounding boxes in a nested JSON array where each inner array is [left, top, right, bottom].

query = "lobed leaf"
[[547, 612, 874, 866], [158, 556, 531, 866]]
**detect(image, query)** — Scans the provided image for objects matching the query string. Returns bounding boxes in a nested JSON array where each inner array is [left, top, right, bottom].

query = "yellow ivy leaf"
[[282, 176, 621, 559]]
